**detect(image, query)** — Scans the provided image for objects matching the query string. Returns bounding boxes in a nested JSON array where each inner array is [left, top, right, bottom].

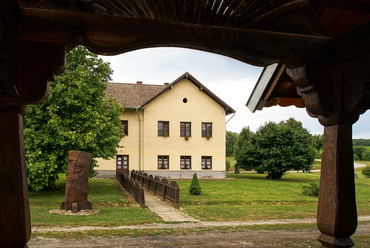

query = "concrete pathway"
[[144, 193, 198, 222]]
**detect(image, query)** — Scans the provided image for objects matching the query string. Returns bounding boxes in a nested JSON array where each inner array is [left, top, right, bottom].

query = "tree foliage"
[[312, 134, 324, 153], [235, 118, 316, 179], [226, 130, 238, 157], [353, 139, 370, 146], [24, 46, 123, 191], [353, 146, 367, 160]]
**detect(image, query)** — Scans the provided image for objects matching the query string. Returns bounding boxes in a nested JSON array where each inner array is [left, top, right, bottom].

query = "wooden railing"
[[116, 171, 145, 208], [131, 170, 180, 207]]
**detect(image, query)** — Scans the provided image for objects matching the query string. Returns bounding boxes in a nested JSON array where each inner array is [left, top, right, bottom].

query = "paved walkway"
[[144, 193, 198, 222]]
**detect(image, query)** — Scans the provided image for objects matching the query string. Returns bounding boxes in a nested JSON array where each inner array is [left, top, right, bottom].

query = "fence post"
[[161, 178, 168, 201]]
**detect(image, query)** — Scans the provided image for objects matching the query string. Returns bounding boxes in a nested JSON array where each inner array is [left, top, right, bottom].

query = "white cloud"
[[100, 47, 369, 138]]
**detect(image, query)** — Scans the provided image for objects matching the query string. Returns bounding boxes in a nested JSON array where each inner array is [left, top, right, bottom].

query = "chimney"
[[164, 83, 169, 85], [137, 81, 142, 85]]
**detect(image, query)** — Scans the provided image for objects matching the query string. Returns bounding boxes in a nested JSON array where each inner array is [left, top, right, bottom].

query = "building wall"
[[96, 78, 227, 179], [96, 109, 143, 173]]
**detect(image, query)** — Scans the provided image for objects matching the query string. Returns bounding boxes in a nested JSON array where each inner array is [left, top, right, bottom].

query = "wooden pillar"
[[0, 13, 66, 245], [317, 125, 357, 247], [0, 112, 31, 248], [287, 57, 370, 247]]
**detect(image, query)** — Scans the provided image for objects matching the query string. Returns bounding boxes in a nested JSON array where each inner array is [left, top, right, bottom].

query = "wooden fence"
[[131, 170, 180, 207], [116, 171, 145, 208]]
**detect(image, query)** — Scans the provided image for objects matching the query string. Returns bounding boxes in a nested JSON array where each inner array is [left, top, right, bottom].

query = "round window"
[[183, 98, 188, 103]]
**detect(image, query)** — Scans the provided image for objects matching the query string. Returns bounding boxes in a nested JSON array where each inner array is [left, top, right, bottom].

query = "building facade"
[[96, 72, 235, 179]]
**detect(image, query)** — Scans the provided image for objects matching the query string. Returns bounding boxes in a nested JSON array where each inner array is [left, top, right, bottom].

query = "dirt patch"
[[28, 223, 370, 247], [49, 208, 100, 216]]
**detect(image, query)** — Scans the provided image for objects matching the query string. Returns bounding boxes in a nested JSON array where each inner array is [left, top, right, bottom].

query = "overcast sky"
[[100, 47, 370, 139]]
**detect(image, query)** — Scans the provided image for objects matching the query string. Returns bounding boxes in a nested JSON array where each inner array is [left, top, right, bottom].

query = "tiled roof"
[[105, 83, 167, 109], [105, 72, 235, 115]]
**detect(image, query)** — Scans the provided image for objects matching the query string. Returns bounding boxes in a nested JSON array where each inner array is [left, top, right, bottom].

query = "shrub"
[[226, 160, 231, 173], [234, 163, 240, 174], [362, 166, 370, 177], [353, 146, 367, 160], [302, 182, 320, 197], [362, 150, 370, 161], [189, 173, 201, 195]]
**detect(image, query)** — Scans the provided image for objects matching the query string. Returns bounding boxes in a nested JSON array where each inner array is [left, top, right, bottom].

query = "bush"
[[302, 182, 320, 197], [189, 173, 201, 195], [362, 166, 370, 177], [362, 150, 370, 161], [226, 160, 231, 173], [234, 163, 240, 174]]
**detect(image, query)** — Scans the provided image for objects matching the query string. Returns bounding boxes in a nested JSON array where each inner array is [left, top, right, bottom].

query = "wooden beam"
[[19, 8, 333, 67]]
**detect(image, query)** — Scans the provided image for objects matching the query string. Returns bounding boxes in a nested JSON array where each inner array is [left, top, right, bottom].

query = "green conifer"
[[189, 173, 201, 195]]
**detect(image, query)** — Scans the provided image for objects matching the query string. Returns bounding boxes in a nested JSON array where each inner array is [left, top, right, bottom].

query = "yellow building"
[[96, 72, 235, 179]]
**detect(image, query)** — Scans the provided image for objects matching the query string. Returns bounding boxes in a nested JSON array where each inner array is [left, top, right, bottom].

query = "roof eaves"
[[246, 63, 281, 113]]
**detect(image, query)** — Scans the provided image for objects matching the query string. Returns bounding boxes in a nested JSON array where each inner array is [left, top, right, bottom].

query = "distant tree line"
[[353, 139, 370, 146]]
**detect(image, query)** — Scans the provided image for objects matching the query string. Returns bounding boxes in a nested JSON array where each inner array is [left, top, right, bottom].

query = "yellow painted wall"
[[96, 109, 143, 171], [142, 78, 226, 171], [97, 78, 227, 175]]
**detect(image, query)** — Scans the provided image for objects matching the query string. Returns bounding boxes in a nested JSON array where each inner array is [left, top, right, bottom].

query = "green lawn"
[[29, 174, 163, 227], [29, 167, 370, 227], [177, 168, 370, 221]]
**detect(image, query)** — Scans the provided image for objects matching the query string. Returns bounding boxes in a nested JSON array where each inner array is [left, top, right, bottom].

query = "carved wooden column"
[[0, 16, 65, 246], [287, 57, 370, 247]]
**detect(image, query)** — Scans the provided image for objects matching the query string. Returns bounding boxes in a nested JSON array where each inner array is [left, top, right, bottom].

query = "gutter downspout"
[[135, 107, 142, 171], [225, 112, 235, 125]]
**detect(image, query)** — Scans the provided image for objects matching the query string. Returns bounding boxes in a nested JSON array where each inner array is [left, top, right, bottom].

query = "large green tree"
[[235, 119, 316, 179], [226, 130, 238, 157], [24, 46, 123, 191]]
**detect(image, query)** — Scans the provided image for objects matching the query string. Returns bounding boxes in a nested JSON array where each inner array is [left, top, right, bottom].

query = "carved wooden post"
[[0, 16, 30, 247], [60, 151, 93, 212], [287, 58, 370, 247], [318, 125, 357, 247], [0, 112, 31, 248]]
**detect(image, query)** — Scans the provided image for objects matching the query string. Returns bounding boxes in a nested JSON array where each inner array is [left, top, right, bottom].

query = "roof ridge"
[[106, 82, 166, 86]]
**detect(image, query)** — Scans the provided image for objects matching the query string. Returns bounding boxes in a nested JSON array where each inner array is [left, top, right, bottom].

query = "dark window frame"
[[180, 156, 191, 170], [201, 156, 212, 170], [121, 120, 128, 135], [158, 155, 169, 169], [180, 122, 191, 137], [158, 121, 170, 137], [201, 122, 212, 138], [116, 155, 129, 170]]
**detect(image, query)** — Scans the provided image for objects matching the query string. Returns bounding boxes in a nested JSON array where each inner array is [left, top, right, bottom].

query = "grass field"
[[29, 174, 162, 227], [177, 167, 370, 221], [29, 165, 370, 227]]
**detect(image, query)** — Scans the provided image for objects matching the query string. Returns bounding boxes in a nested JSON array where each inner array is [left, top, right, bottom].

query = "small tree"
[[234, 163, 240, 174], [189, 173, 201, 195], [226, 160, 231, 173], [226, 130, 238, 157], [312, 134, 324, 156], [302, 182, 320, 197], [236, 119, 316, 179]]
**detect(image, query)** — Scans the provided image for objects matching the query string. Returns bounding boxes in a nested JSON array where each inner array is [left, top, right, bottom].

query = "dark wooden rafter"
[[19, 8, 333, 67], [18, 0, 328, 34]]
